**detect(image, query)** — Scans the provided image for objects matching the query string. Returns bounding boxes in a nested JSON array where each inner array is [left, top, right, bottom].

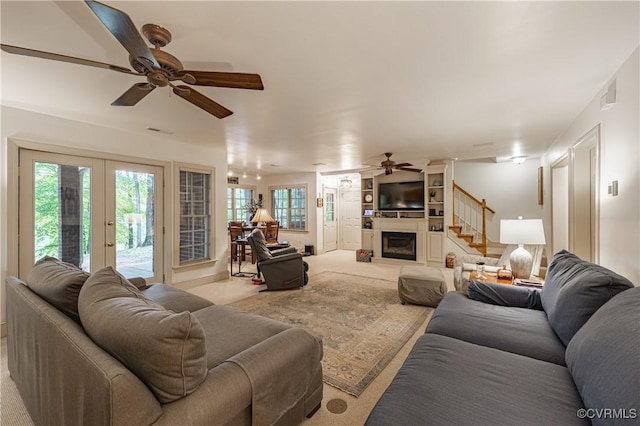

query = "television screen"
[[378, 181, 425, 210]]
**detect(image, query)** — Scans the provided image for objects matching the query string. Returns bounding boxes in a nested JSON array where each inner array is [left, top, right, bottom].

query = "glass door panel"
[[19, 151, 103, 277], [105, 162, 163, 282]]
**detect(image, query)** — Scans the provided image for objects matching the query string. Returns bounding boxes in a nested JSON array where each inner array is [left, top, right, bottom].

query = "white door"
[[339, 187, 361, 250], [570, 127, 599, 262], [323, 188, 338, 252], [19, 150, 164, 282], [551, 157, 569, 255]]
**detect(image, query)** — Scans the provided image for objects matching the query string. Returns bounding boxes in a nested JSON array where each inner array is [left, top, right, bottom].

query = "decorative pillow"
[[78, 267, 207, 403], [541, 250, 633, 345], [565, 287, 639, 421], [26, 256, 90, 323]]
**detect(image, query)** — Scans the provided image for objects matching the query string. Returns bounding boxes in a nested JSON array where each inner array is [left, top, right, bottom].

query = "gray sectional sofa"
[[6, 257, 323, 425], [367, 250, 639, 425]]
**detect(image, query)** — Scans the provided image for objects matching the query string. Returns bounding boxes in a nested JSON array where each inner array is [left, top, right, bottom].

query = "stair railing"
[[452, 181, 495, 256]]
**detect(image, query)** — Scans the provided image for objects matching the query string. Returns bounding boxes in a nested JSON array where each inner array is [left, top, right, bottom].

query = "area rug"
[[229, 271, 432, 396]]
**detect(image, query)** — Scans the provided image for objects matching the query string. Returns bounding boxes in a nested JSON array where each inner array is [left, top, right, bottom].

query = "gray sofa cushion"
[[142, 283, 213, 313], [78, 267, 207, 403], [566, 287, 639, 426], [26, 256, 90, 323], [366, 334, 588, 426], [427, 291, 566, 365], [541, 250, 634, 345], [468, 280, 543, 309]]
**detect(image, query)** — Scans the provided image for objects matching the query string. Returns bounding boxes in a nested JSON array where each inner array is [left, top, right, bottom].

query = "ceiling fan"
[[374, 152, 423, 175], [0, 0, 263, 119]]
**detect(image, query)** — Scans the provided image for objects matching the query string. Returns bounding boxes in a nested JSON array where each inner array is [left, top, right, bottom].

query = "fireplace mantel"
[[371, 218, 426, 264]]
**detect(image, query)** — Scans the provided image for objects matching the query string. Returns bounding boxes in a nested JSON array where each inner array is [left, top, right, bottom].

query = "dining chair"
[[264, 221, 279, 244]]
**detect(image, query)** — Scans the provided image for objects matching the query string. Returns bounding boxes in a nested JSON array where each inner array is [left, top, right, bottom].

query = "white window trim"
[[269, 184, 308, 232], [173, 162, 215, 269], [227, 184, 257, 223]]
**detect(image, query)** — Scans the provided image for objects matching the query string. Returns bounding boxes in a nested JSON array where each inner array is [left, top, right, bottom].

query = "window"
[[227, 187, 255, 223], [271, 185, 306, 230], [176, 164, 213, 265]]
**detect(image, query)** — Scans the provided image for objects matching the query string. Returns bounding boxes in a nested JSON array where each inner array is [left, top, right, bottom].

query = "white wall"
[[452, 159, 543, 241], [1, 106, 231, 329], [541, 47, 639, 285]]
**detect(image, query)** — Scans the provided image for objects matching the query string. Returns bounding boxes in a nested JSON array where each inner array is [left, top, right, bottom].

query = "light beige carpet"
[[230, 271, 431, 396]]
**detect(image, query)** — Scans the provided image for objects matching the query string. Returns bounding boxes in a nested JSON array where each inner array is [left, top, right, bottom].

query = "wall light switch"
[[611, 180, 619, 196]]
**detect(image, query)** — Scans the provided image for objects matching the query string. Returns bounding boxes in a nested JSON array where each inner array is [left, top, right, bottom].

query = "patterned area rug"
[[230, 271, 432, 396]]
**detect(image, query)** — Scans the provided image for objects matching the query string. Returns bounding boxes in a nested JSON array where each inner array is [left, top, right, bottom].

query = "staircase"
[[449, 181, 496, 256], [449, 181, 549, 276]]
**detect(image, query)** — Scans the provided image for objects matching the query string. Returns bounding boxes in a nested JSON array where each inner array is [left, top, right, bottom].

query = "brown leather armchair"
[[247, 229, 308, 292]]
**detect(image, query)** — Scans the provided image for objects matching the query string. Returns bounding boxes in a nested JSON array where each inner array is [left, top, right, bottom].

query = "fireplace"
[[381, 231, 417, 261]]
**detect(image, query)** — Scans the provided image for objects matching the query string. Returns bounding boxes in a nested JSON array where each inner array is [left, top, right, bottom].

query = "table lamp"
[[499, 219, 546, 279], [251, 208, 274, 226]]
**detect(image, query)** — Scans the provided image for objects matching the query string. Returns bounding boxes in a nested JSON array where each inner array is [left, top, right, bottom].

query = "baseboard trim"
[[170, 271, 229, 290]]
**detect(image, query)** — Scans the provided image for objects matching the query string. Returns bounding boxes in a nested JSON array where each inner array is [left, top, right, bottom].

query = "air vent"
[[146, 127, 174, 135]]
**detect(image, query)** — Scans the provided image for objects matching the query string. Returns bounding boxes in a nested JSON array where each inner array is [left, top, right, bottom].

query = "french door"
[[19, 150, 163, 282]]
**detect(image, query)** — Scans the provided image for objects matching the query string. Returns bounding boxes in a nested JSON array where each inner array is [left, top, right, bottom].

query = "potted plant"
[[244, 197, 264, 225]]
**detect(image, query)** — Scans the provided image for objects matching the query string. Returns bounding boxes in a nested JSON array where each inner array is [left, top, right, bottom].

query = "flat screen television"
[[378, 181, 425, 210]]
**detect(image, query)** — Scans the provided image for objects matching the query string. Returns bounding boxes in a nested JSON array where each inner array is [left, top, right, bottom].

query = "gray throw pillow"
[[565, 287, 639, 425], [27, 256, 90, 323], [541, 250, 633, 345], [78, 267, 207, 403]]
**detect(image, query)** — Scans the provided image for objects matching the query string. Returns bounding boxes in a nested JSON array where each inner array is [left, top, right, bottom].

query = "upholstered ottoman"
[[398, 266, 447, 307]]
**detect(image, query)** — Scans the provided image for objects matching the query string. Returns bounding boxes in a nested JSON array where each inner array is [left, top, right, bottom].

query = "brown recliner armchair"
[[247, 229, 309, 291]]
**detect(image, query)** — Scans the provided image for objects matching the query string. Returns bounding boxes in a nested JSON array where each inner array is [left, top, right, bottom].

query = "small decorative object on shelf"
[[497, 265, 513, 280], [475, 261, 486, 279]]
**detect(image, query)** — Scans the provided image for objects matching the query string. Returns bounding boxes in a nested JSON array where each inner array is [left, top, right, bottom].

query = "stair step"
[[469, 242, 485, 248], [449, 225, 462, 234]]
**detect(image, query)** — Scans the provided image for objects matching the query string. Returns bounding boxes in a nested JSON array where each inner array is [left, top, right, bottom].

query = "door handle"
[[107, 221, 114, 226], [106, 242, 114, 247]]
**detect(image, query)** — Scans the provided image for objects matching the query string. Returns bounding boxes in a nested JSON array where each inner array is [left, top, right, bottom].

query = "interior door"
[[323, 188, 338, 252], [570, 126, 599, 262], [339, 187, 362, 250], [19, 150, 163, 282], [551, 156, 569, 255]]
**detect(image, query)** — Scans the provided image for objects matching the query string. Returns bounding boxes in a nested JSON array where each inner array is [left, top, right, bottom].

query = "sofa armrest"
[[128, 276, 148, 290], [468, 280, 543, 310], [259, 252, 303, 265], [269, 246, 298, 257]]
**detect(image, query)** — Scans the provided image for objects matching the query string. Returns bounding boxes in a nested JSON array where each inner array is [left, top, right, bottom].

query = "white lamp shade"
[[251, 208, 274, 224], [500, 219, 546, 245]]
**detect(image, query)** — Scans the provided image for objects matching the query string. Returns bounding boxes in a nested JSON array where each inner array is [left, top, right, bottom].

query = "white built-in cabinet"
[[425, 165, 446, 264], [359, 165, 448, 266]]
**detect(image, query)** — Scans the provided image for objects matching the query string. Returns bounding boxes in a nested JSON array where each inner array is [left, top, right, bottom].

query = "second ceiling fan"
[[1, 0, 264, 119]]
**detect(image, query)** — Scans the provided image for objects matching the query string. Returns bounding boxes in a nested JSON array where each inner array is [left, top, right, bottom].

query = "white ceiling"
[[2, 1, 638, 176]]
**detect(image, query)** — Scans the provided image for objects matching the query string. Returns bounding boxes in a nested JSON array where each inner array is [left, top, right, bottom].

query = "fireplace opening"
[[382, 231, 416, 261]]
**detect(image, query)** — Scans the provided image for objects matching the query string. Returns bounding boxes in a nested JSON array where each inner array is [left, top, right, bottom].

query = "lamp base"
[[509, 245, 533, 279]]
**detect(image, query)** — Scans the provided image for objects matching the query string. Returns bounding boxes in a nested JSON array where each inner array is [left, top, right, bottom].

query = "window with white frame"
[[176, 164, 213, 265], [227, 187, 255, 223], [271, 185, 306, 230]]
